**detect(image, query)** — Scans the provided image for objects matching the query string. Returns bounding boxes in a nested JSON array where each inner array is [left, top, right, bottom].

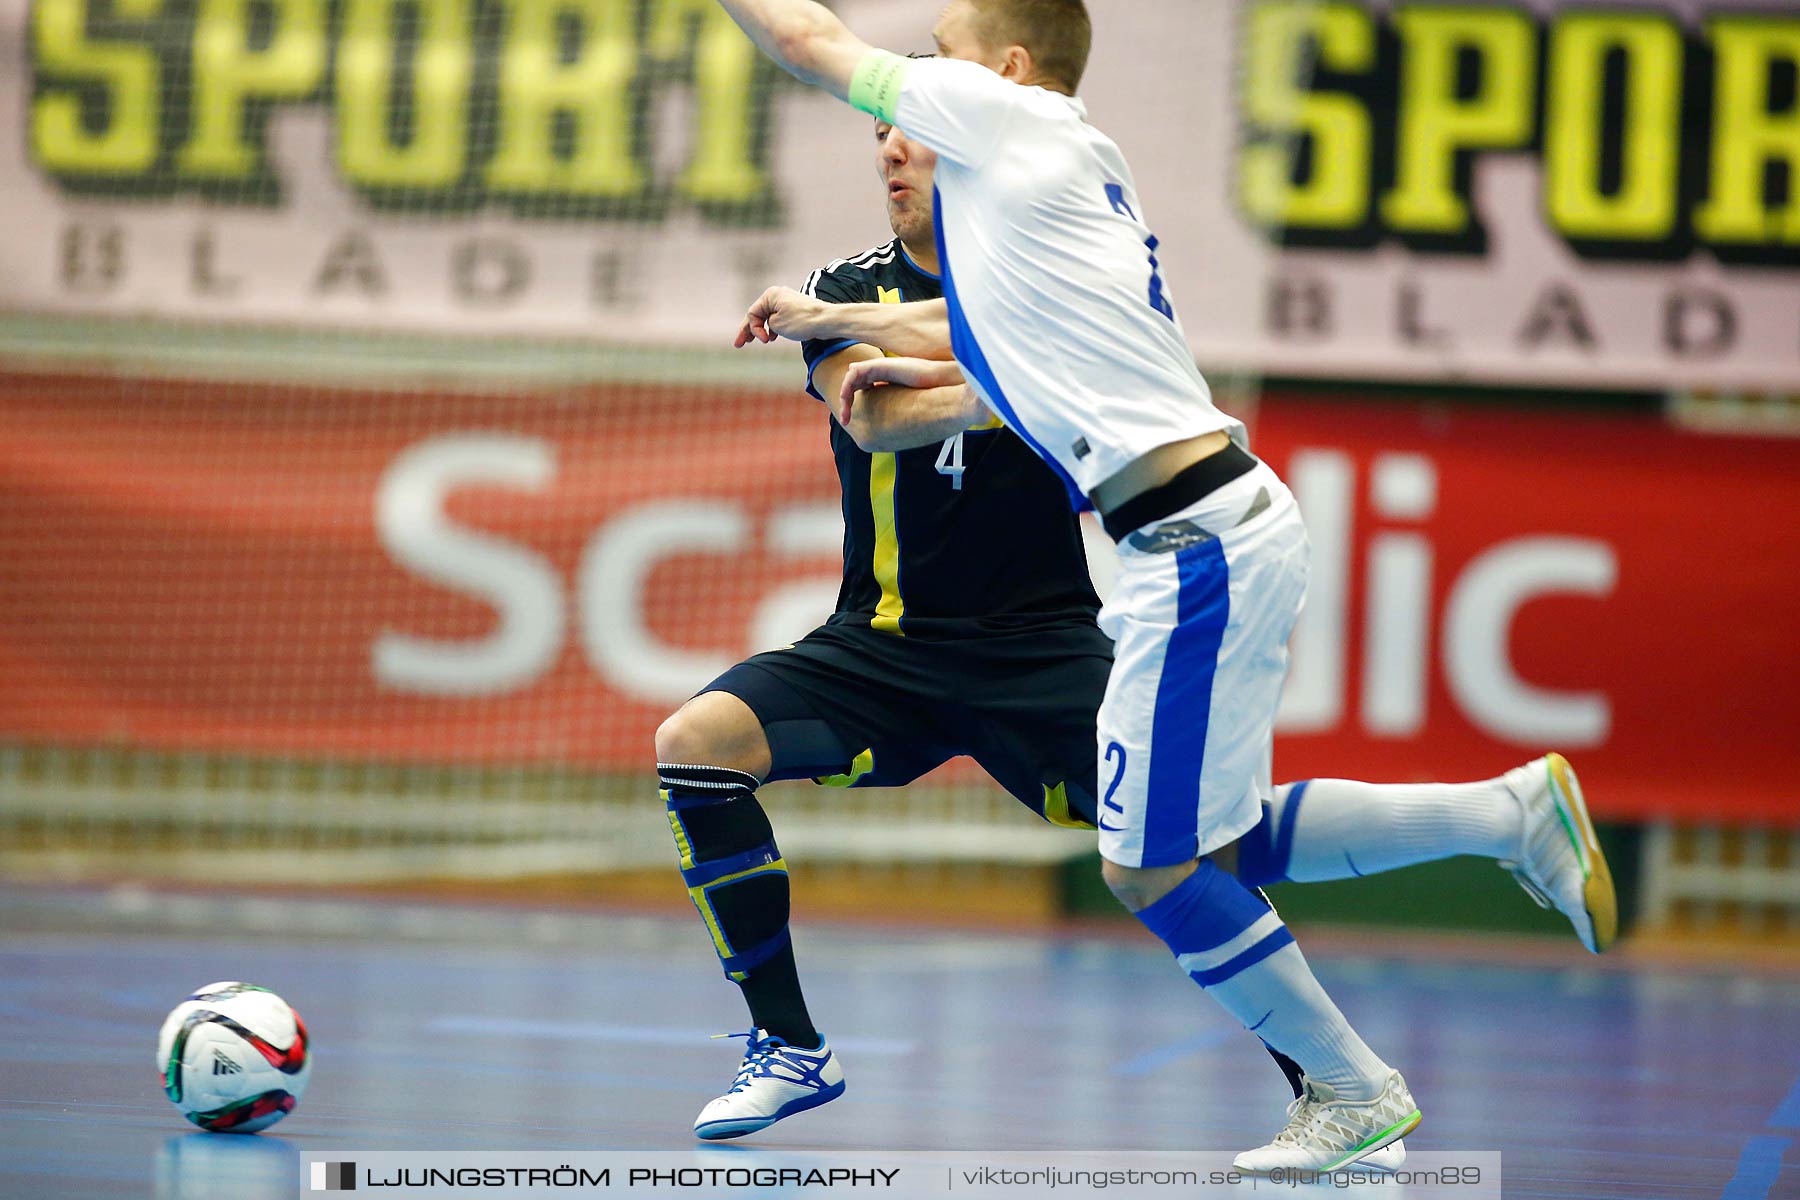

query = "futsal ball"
[[156, 981, 311, 1133]]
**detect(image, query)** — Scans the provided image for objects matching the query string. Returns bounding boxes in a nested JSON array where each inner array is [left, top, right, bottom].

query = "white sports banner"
[[2, 0, 1797, 391]]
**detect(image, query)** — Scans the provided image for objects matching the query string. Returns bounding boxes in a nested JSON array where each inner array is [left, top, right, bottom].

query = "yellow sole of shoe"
[[1547, 752, 1618, 953]]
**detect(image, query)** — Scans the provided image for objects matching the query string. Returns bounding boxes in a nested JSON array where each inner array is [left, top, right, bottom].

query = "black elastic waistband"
[[1101, 442, 1259, 543]]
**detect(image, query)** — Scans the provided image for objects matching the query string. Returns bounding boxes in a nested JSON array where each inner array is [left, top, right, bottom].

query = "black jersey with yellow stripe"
[[799, 239, 1100, 636]]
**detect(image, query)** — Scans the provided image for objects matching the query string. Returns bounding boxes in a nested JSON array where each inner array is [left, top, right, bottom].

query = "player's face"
[[876, 121, 938, 244], [932, 1, 1004, 73]]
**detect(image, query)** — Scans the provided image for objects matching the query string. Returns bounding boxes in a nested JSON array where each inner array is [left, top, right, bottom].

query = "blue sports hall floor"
[[2, 883, 1797, 1200]]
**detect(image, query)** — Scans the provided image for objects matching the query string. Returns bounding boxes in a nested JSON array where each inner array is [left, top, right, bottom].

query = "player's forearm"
[[849, 385, 985, 453], [712, 0, 863, 98], [820, 301, 953, 360]]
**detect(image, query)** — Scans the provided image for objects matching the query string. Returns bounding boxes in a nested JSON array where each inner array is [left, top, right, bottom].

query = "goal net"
[[0, 0, 1281, 896]]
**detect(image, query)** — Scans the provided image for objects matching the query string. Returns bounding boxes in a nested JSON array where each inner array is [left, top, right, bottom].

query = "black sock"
[[660, 763, 820, 1048], [737, 942, 820, 1049], [1263, 1041, 1307, 1098]]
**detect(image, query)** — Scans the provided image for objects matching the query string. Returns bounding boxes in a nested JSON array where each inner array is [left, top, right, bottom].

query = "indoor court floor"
[[2, 884, 1797, 1199]]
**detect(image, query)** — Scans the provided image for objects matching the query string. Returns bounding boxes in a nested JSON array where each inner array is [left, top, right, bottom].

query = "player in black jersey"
[[655, 114, 1116, 1141]]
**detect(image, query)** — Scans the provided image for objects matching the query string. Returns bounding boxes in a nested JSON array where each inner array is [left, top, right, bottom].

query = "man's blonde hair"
[[970, 0, 1092, 93]]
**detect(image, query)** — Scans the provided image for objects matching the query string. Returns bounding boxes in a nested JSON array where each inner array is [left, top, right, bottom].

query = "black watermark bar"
[[300, 1151, 1503, 1198]]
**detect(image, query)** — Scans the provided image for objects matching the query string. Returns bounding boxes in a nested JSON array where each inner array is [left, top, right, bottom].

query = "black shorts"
[[702, 619, 1114, 828]]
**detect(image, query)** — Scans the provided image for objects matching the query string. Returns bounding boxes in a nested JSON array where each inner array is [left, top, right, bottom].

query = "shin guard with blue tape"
[[660, 763, 790, 983], [659, 762, 820, 1047]]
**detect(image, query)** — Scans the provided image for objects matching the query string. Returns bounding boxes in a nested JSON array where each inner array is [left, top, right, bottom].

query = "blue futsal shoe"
[[692, 1029, 845, 1140]]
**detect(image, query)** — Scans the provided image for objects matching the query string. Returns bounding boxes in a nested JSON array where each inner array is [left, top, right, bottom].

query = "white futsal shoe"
[[1359, 1137, 1407, 1172], [1234, 1071, 1421, 1174], [1500, 753, 1618, 953], [692, 1030, 844, 1141]]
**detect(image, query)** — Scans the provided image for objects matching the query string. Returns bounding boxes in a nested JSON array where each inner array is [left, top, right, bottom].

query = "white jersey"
[[892, 57, 1245, 509]]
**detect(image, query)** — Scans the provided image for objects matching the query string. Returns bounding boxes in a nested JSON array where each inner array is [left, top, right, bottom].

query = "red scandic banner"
[[1, 372, 1796, 825], [0, 370, 843, 769], [1250, 396, 1800, 828]]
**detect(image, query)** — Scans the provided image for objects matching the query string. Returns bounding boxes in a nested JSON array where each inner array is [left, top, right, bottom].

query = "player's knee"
[[1100, 857, 1197, 913], [654, 709, 714, 768], [654, 693, 772, 779]]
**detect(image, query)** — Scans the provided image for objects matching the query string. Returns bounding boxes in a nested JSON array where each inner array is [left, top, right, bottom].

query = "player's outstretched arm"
[[831, 299, 953, 358], [712, 0, 873, 101], [736, 287, 953, 360]]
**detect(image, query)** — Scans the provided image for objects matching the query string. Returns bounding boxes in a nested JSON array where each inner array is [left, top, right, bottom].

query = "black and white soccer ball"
[[156, 981, 311, 1133]]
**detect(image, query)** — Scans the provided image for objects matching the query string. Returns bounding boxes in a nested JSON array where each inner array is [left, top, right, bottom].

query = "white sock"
[[1137, 861, 1391, 1100], [1272, 777, 1523, 883], [1205, 941, 1391, 1100]]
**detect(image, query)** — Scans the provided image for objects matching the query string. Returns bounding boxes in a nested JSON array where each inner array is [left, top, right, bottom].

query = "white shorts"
[[1095, 463, 1308, 869]]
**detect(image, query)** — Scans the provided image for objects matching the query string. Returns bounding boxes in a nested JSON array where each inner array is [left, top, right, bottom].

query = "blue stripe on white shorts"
[[1094, 466, 1308, 870]]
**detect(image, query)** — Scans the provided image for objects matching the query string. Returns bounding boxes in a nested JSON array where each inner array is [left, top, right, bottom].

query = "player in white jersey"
[[711, 0, 1617, 1170]]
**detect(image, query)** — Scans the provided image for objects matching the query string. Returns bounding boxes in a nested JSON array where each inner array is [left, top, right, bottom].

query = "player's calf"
[[1225, 757, 1615, 952], [655, 699, 842, 1138], [1122, 856, 1401, 1099], [658, 763, 797, 997]]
